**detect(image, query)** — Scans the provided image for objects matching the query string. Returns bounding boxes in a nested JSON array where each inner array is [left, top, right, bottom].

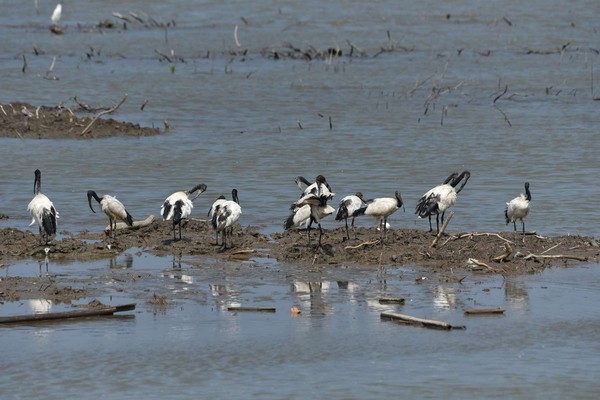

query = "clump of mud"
[[0, 102, 160, 139]]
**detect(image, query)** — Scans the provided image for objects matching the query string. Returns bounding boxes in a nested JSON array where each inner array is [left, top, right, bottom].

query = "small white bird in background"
[[211, 189, 241, 249], [161, 183, 207, 241], [353, 191, 404, 245], [415, 170, 470, 233], [51, 3, 62, 25], [87, 190, 133, 239], [50, 3, 63, 34], [335, 192, 365, 240], [505, 182, 531, 234], [27, 169, 59, 245]]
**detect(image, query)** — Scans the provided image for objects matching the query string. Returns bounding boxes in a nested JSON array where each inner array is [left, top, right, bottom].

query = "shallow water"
[[1, 0, 599, 398], [2, 255, 600, 399]]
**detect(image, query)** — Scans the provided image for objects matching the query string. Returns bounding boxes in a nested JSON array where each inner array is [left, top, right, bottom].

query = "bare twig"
[[81, 94, 128, 135], [345, 239, 380, 250], [451, 232, 514, 244], [491, 242, 513, 262], [493, 84, 508, 103], [381, 311, 466, 330], [540, 242, 562, 255], [22, 54, 28, 73], [234, 24, 241, 48], [493, 104, 512, 127], [523, 253, 588, 262]]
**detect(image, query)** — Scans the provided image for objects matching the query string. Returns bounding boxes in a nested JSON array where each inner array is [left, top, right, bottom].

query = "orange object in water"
[[290, 306, 301, 316]]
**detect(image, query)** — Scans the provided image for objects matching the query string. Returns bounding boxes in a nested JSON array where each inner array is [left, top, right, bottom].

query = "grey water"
[[1, 0, 599, 398]]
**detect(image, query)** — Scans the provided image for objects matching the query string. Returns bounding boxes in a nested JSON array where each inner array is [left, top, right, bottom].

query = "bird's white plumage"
[[28, 193, 58, 232], [100, 195, 129, 222], [359, 196, 401, 224], [213, 201, 242, 233], [506, 195, 530, 222], [51, 4, 62, 24], [161, 192, 193, 221], [505, 182, 531, 232], [286, 203, 335, 230]]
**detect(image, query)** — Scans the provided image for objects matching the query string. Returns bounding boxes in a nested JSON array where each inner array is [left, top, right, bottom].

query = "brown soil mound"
[[0, 102, 160, 139], [1, 221, 597, 274]]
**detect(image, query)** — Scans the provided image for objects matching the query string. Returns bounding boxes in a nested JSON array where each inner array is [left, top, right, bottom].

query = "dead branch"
[[451, 232, 514, 244], [381, 311, 466, 330], [464, 308, 505, 315], [81, 94, 128, 135], [467, 258, 496, 271], [346, 40, 367, 57], [228, 249, 256, 256], [491, 242, 513, 262], [430, 212, 453, 248], [523, 253, 588, 262], [227, 306, 276, 313], [493, 84, 508, 103], [104, 214, 154, 233], [494, 104, 512, 127], [540, 242, 562, 254], [345, 239, 380, 250]]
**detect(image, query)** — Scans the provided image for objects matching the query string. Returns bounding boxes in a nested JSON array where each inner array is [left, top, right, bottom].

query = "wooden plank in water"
[[227, 306, 276, 313], [464, 307, 505, 315], [379, 297, 405, 305], [381, 311, 466, 330], [0, 304, 136, 324]]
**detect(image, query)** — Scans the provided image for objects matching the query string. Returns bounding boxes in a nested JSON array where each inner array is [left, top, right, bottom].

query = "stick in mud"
[[81, 94, 128, 135], [430, 212, 453, 248], [464, 308, 505, 315]]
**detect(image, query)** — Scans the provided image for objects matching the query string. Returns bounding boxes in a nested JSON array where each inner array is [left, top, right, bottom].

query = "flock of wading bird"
[[26, 169, 532, 249]]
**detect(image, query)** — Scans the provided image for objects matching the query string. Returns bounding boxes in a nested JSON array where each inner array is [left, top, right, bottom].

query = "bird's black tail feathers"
[[173, 200, 184, 225], [42, 209, 57, 235]]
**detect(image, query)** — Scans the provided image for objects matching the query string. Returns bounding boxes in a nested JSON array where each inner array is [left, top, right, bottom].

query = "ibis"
[[161, 183, 207, 241], [27, 169, 58, 245]]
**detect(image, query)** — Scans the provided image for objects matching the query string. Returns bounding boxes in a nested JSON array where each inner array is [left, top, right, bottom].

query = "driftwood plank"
[[379, 297, 405, 305], [0, 303, 136, 324], [464, 308, 505, 315], [227, 306, 276, 313], [381, 311, 466, 330]]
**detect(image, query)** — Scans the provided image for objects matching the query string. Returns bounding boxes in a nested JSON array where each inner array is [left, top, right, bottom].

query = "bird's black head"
[[395, 191, 405, 211], [87, 190, 100, 213], [33, 169, 42, 194], [232, 189, 240, 205], [190, 183, 207, 194], [524, 182, 531, 201]]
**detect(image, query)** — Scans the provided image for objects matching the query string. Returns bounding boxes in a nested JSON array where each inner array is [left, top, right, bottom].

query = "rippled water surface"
[[1, 0, 599, 398]]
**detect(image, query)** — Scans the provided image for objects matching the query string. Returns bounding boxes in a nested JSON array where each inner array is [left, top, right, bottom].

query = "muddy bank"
[[1, 220, 598, 273], [1, 219, 598, 305], [0, 101, 160, 139]]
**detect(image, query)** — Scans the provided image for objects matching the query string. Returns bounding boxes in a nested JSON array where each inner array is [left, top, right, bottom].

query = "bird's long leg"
[[317, 222, 323, 247], [513, 221, 517, 231], [229, 226, 235, 248], [179, 222, 183, 241], [428, 215, 433, 232], [436, 214, 440, 234], [351, 217, 357, 240], [522, 220, 526, 234], [172, 221, 177, 241], [307, 218, 313, 246], [344, 218, 350, 241]]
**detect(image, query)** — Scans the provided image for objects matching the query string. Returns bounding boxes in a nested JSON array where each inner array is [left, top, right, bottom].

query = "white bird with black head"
[[335, 192, 365, 240], [87, 190, 133, 239], [161, 183, 207, 241], [27, 169, 58, 245], [211, 189, 241, 249], [416, 171, 470, 234], [353, 191, 404, 245], [505, 182, 531, 234]]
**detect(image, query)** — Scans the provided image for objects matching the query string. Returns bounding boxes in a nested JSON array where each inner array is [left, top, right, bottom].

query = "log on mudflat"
[[464, 308, 505, 315], [104, 214, 155, 232], [0, 303, 136, 324], [380, 311, 466, 330], [227, 306, 276, 313]]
